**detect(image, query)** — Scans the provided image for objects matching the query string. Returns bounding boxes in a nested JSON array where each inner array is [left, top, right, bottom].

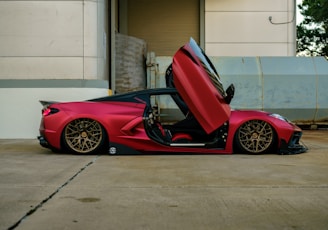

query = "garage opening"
[[119, 0, 200, 56]]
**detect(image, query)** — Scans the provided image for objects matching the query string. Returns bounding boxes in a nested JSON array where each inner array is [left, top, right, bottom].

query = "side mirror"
[[225, 84, 235, 104]]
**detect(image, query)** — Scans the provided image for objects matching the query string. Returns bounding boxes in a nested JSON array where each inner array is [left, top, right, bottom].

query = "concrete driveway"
[[1, 130, 327, 230]]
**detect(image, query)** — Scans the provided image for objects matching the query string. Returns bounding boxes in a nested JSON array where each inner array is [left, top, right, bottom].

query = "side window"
[[150, 94, 185, 124]]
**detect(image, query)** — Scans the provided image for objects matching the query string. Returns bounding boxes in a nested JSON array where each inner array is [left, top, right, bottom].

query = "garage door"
[[126, 0, 200, 56]]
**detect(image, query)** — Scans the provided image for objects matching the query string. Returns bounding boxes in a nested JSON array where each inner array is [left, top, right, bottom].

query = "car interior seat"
[[154, 121, 192, 143]]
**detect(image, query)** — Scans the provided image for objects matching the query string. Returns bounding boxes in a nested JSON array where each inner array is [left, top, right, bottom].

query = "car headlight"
[[269, 113, 288, 122]]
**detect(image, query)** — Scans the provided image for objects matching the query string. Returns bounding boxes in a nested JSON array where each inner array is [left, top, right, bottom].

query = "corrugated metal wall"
[[150, 55, 328, 125]]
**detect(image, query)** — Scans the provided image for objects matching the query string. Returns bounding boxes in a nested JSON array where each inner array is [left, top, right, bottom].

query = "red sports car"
[[38, 38, 307, 155]]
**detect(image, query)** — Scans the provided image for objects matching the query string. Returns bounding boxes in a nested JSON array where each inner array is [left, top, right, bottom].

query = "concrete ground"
[[0, 130, 327, 230]]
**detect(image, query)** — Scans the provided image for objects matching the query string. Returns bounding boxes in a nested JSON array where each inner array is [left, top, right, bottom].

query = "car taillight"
[[42, 108, 59, 116]]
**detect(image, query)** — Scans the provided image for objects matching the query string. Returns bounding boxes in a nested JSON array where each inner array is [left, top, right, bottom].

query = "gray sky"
[[296, 0, 303, 25]]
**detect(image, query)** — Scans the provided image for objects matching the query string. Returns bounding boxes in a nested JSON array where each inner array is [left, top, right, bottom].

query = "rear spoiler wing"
[[39, 100, 59, 107]]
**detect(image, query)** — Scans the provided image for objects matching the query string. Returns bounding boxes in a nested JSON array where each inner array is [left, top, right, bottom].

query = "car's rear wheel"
[[235, 120, 275, 154], [63, 118, 105, 154]]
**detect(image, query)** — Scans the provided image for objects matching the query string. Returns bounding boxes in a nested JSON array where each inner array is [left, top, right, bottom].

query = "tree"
[[297, 0, 328, 57]]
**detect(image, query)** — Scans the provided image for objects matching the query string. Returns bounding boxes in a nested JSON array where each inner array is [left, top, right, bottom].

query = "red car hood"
[[172, 38, 231, 134]]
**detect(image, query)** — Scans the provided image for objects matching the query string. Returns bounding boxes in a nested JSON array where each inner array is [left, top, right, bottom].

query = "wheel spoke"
[[238, 120, 274, 154], [64, 118, 103, 154]]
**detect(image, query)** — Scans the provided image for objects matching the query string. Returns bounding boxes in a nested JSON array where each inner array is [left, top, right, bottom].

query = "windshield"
[[188, 38, 226, 97]]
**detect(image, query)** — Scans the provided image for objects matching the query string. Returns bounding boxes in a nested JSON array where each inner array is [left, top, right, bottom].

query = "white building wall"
[[205, 0, 296, 56], [0, 0, 108, 138], [0, 0, 108, 80]]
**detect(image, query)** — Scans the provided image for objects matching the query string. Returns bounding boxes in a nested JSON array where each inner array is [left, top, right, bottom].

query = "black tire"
[[235, 120, 275, 154], [63, 118, 106, 154]]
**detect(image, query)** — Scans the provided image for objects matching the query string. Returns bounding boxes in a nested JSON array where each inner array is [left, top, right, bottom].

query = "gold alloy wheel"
[[64, 118, 104, 154], [237, 120, 274, 154]]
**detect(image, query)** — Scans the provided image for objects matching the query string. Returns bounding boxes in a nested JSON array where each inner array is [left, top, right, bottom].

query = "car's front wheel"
[[63, 118, 106, 154], [235, 120, 275, 154]]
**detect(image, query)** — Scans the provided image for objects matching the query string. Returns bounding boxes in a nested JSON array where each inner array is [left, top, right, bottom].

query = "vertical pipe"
[[288, 0, 297, 56], [110, 0, 116, 94], [199, 0, 205, 50]]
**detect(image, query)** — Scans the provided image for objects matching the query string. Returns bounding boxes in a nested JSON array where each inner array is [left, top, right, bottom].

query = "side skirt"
[[108, 143, 142, 155], [170, 143, 205, 147]]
